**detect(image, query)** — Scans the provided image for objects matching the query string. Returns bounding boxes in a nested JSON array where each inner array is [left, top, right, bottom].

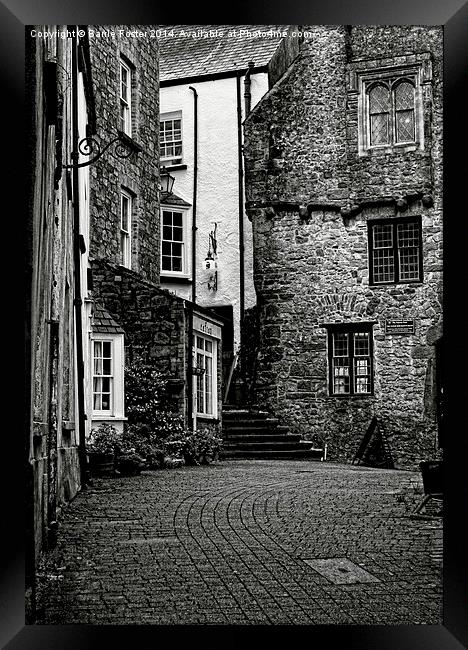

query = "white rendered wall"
[[160, 71, 269, 350]]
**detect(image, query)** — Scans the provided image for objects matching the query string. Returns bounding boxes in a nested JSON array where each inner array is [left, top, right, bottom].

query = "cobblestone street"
[[35, 460, 442, 626]]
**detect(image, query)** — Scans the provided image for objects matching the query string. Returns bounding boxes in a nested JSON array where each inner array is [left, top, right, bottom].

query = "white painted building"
[[158, 26, 286, 397]]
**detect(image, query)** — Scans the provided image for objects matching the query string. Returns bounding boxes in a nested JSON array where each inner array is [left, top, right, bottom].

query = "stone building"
[[86, 26, 223, 436], [25, 24, 96, 620], [158, 26, 296, 401], [243, 25, 443, 468]]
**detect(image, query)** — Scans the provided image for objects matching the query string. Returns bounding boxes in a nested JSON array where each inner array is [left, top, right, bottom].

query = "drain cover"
[[303, 558, 380, 584]]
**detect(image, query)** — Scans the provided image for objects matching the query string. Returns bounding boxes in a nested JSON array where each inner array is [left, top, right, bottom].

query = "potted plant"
[[87, 423, 120, 477]]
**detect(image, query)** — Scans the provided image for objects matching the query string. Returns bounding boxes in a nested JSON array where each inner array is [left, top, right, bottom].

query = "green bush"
[[123, 360, 223, 468]]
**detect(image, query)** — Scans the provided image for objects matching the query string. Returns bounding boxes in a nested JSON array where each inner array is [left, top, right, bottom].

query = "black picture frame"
[[5, 1, 468, 647]]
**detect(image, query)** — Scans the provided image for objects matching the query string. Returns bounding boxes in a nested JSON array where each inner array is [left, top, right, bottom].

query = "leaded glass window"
[[365, 76, 418, 149], [394, 81, 415, 143], [369, 84, 390, 146]]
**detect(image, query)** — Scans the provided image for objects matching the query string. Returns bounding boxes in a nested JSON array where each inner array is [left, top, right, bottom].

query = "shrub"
[[87, 423, 121, 455]]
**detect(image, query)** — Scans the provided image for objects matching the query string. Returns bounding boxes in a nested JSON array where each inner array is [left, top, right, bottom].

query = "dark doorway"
[[206, 306, 235, 403]]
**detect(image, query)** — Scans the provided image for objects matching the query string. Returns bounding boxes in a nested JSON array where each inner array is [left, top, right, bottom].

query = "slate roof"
[[158, 25, 286, 82], [92, 303, 125, 334], [160, 191, 192, 207]]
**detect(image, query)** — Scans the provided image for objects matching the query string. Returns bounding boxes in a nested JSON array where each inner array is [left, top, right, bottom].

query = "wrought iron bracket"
[[63, 131, 143, 169]]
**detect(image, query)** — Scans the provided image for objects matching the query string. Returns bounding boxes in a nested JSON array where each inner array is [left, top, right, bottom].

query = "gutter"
[[236, 72, 245, 380], [161, 65, 268, 88]]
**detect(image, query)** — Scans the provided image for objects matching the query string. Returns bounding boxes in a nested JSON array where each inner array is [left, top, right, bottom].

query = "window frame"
[[160, 111, 183, 165], [368, 216, 423, 286], [160, 206, 188, 277], [327, 324, 375, 397], [120, 189, 132, 269], [90, 333, 125, 421], [119, 58, 132, 136], [195, 333, 218, 419], [357, 65, 424, 155], [92, 338, 114, 416]]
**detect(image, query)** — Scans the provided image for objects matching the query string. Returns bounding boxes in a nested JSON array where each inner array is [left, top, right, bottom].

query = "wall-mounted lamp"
[[204, 223, 218, 291], [62, 130, 142, 170], [160, 166, 175, 195]]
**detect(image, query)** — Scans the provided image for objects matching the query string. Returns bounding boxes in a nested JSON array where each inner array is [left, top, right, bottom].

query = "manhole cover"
[[303, 558, 380, 584]]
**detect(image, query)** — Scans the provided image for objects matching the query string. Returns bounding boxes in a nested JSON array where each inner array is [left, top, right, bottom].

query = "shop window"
[[196, 333, 217, 417]]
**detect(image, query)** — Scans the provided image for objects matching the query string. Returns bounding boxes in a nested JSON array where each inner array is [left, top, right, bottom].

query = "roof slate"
[[158, 25, 286, 82], [92, 303, 125, 334], [161, 191, 192, 207]]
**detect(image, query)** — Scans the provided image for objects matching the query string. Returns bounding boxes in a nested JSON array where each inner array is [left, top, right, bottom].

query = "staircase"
[[221, 406, 323, 460]]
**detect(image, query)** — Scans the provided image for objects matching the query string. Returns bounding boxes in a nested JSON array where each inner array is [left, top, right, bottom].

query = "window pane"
[[373, 249, 395, 283], [394, 81, 414, 110], [399, 248, 420, 280], [163, 226, 172, 241], [103, 358, 111, 375], [103, 341, 112, 358], [205, 339, 212, 353], [333, 358, 350, 394], [333, 332, 348, 357], [161, 256, 171, 271], [354, 332, 369, 356], [396, 109, 415, 142], [162, 241, 171, 255], [397, 222, 419, 248], [397, 222, 420, 280], [101, 393, 111, 410], [370, 113, 389, 145], [369, 84, 390, 113], [172, 212, 182, 227], [172, 226, 183, 242], [373, 224, 393, 249]]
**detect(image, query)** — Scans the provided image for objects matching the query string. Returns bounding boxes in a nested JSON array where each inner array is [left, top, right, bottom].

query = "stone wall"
[[91, 258, 189, 417], [244, 26, 443, 468], [88, 27, 160, 283]]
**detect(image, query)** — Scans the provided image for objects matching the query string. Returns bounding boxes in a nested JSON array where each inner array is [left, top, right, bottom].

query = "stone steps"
[[222, 407, 322, 461]]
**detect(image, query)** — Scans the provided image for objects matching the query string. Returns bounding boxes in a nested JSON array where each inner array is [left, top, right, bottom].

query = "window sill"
[[196, 415, 220, 422], [161, 163, 187, 172], [160, 274, 192, 284], [327, 394, 375, 399], [369, 280, 423, 287], [360, 142, 422, 157], [92, 415, 128, 421]]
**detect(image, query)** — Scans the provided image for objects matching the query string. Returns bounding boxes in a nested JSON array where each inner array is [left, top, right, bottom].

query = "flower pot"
[[88, 452, 115, 477]]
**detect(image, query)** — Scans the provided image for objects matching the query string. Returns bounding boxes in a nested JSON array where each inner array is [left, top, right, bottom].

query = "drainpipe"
[[243, 61, 254, 118], [189, 86, 198, 306], [189, 86, 198, 431], [236, 71, 246, 389], [70, 27, 88, 488]]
